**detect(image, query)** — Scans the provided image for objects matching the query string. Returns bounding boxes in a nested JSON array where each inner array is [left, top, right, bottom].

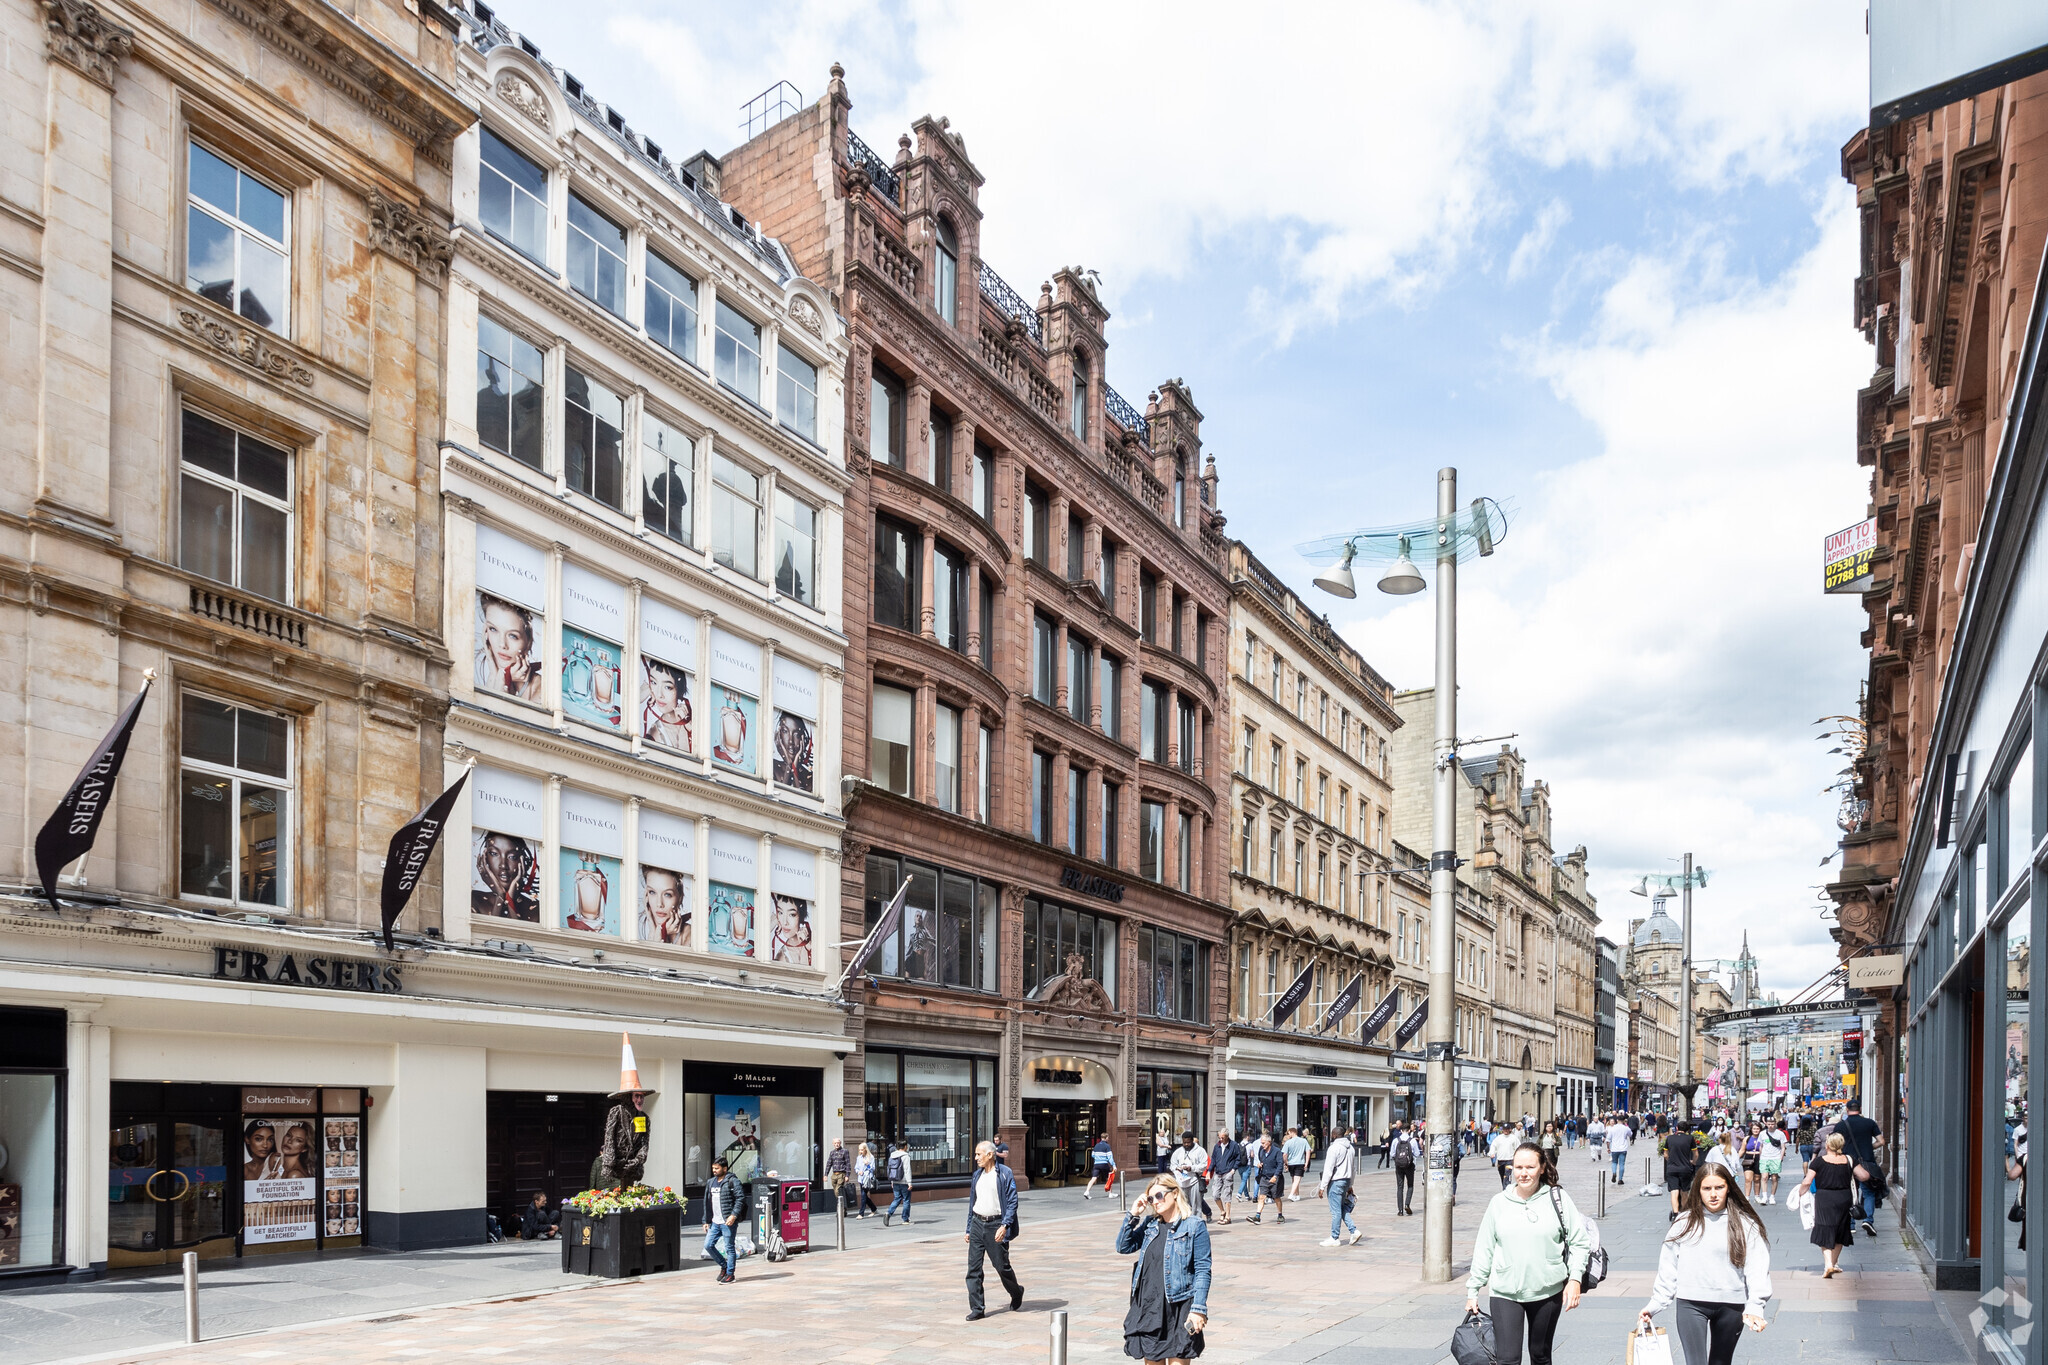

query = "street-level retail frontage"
[[1557, 1067, 1598, 1117], [1223, 1028, 1394, 1149], [0, 896, 845, 1282]]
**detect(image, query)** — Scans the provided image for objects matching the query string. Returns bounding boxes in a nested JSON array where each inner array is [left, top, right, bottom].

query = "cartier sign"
[[213, 946, 403, 994]]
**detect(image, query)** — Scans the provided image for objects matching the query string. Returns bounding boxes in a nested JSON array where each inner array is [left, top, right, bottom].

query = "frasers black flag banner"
[[1271, 962, 1316, 1027], [1394, 999, 1430, 1048], [843, 877, 909, 986], [379, 766, 472, 950], [34, 670, 154, 910], [1317, 975, 1364, 1035], [1359, 990, 1401, 1043]]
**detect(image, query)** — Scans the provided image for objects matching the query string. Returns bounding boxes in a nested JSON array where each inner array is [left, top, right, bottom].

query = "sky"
[[492, 0, 1877, 997]]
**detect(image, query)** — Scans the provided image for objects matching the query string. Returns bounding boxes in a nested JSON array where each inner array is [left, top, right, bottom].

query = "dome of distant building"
[[1633, 908, 1681, 947]]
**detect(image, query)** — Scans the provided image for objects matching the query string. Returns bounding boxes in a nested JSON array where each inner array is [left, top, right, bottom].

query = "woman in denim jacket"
[[1116, 1173, 1212, 1363]]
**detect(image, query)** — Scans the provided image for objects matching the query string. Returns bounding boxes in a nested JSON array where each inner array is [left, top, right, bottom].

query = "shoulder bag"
[[1551, 1185, 1606, 1291]]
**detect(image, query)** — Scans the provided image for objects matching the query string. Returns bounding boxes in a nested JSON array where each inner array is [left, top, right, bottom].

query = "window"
[[978, 724, 993, 822], [180, 410, 291, 603], [1139, 927, 1208, 1022], [863, 853, 999, 993], [870, 367, 905, 468], [873, 516, 920, 632], [1316, 774, 1328, 820], [1339, 784, 1352, 834], [477, 126, 547, 263], [1319, 693, 1329, 734], [1397, 913, 1407, 959], [1100, 539, 1118, 600], [1032, 751, 1053, 843], [774, 491, 818, 606], [1271, 656, 1285, 703], [1102, 783, 1120, 866], [1296, 675, 1307, 718], [1067, 514, 1086, 580], [1032, 614, 1057, 705], [1240, 814, 1255, 873], [1294, 841, 1306, 895], [1195, 611, 1208, 670], [476, 315, 545, 470], [1359, 799, 1371, 841], [1267, 829, 1281, 884], [933, 217, 959, 323], [1140, 800, 1166, 881], [1021, 897, 1118, 1003], [1069, 355, 1088, 441], [564, 367, 625, 509], [644, 251, 698, 362], [932, 542, 966, 650], [1026, 483, 1050, 565], [978, 577, 995, 670], [1269, 742, 1283, 791], [777, 345, 818, 442], [1067, 635, 1090, 721], [928, 409, 954, 493], [710, 454, 760, 577], [1177, 700, 1196, 774], [1294, 758, 1307, 807], [187, 142, 289, 334], [566, 194, 627, 316], [1178, 812, 1194, 891], [1140, 570, 1159, 641], [1316, 852, 1328, 904], [1099, 655, 1122, 740], [641, 413, 693, 545], [1173, 462, 1186, 528], [1172, 594, 1185, 655], [1141, 681, 1167, 764], [935, 703, 961, 814], [871, 684, 914, 795], [1067, 767, 1086, 853], [714, 300, 762, 404], [973, 440, 995, 520], [180, 693, 290, 905], [1240, 725, 1256, 774], [1243, 632, 1256, 681]]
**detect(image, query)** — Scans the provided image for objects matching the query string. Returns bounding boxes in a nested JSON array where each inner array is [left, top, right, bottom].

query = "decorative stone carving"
[[177, 307, 315, 387], [788, 293, 825, 339], [495, 70, 550, 130], [368, 191, 454, 283], [44, 0, 131, 88], [1029, 951, 1117, 1014]]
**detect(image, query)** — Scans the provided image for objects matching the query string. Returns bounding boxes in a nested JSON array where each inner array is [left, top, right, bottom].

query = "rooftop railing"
[[846, 130, 900, 205], [979, 261, 1042, 343]]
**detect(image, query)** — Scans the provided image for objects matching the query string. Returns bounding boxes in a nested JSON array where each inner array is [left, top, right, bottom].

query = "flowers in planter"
[[568, 1184, 683, 1216]]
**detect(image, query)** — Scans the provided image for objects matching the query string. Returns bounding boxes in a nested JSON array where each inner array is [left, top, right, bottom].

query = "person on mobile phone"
[[1117, 1175, 1211, 1364]]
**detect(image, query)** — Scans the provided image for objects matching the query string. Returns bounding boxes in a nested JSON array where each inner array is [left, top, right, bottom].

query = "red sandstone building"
[[718, 67, 1235, 1192]]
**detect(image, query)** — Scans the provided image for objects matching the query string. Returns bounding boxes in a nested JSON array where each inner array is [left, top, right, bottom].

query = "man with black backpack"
[[1392, 1121, 1422, 1216], [883, 1138, 915, 1226]]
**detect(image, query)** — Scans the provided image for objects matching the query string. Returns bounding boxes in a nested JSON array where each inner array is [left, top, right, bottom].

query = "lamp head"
[[1378, 536, 1425, 595], [1312, 542, 1358, 599]]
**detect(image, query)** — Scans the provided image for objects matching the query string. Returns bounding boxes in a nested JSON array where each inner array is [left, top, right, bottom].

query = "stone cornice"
[[1230, 578, 1403, 732]]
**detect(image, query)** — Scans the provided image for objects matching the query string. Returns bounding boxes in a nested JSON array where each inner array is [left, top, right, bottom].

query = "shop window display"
[[0, 1008, 62, 1269], [862, 853, 998, 991]]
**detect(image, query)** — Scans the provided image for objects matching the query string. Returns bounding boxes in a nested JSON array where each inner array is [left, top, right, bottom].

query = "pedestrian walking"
[[1283, 1127, 1310, 1201], [1641, 1163, 1772, 1365], [1795, 1112, 1817, 1167], [1319, 1126, 1363, 1245], [1171, 1131, 1212, 1221], [1540, 1122, 1561, 1164], [1234, 1132, 1256, 1202], [962, 1140, 1024, 1321], [1664, 1122, 1702, 1218], [1392, 1122, 1422, 1216], [1085, 1133, 1118, 1200], [1379, 1121, 1396, 1169], [702, 1156, 744, 1283], [1758, 1121, 1786, 1205], [1606, 1115, 1633, 1184], [1489, 1123, 1521, 1188], [1791, 1132, 1857, 1278], [1705, 1130, 1742, 1183], [826, 1137, 852, 1216], [1740, 1123, 1763, 1200], [1246, 1130, 1288, 1224], [1117, 1174, 1212, 1364], [1464, 1142, 1592, 1365], [1835, 1099, 1886, 1236], [1208, 1129, 1241, 1224], [854, 1141, 878, 1216], [884, 1138, 915, 1226], [1588, 1115, 1607, 1163]]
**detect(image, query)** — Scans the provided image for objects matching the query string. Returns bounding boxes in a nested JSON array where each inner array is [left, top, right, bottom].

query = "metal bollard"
[[837, 1198, 847, 1250], [182, 1252, 199, 1344], [1049, 1308, 1069, 1365], [1597, 1169, 1607, 1219], [1119, 1175, 1127, 1213], [1643, 1157, 1652, 1188]]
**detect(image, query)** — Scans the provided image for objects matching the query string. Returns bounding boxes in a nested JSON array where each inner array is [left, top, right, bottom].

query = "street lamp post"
[[1633, 861, 1710, 1120], [1311, 467, 1496, 1286]]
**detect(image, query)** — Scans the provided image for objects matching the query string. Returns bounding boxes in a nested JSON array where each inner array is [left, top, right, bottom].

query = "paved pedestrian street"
[[11, 1150, 1974, 1365]]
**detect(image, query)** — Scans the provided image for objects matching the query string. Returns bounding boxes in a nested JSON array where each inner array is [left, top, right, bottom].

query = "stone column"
[[908, 380, 931, 482], [918, 528, 936, 638]]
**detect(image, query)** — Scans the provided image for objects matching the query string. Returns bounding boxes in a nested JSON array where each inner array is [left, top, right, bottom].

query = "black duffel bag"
[[1450, 1308, 1495, 1365]]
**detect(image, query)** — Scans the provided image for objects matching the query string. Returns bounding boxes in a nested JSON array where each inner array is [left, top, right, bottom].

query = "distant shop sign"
[[1824, 519, 1878, 595]]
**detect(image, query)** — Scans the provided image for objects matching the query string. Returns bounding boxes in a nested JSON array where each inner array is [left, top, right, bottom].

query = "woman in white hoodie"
[[1639, 1163, 1772, 1365]]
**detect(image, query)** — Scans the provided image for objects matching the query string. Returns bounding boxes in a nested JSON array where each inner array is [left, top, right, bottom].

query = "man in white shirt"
[[1169, 1131, 1212, 1221], [1488, 1125, 1521, 1188], [1316, 1129, 1362, 1246], [1759, 1122, 1789, 1204], [1588, 1116, 1608, 1164], [961, 1140, 1022, 1321], [1606, 1113, 1634, 1184]]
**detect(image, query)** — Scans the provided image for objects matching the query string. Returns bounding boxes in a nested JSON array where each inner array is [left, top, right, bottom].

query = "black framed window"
[[1068, 635, 1090, 722], [973, 440, 995, 522], [1067, 513, 1085, 580], [978, 576, 995, 670], [874, 516, 921, 631], [933, 217, 959, 323], [862, 853, 999, 993], [1032, 615, 1057, 705], [1140, 570, 1159, 641], [871, 366, 905, 467], [1026, 483, 1050, 565], [1140, 799, 1164, 881], [929, 409, 954, 493], [1102, 784, 1121, 867], [1022, 897, 1117, 1003], [1100, 655, 1122, 740], [863, 1048, 995, 1181], [934, 542, 966, 651], [1067, 767, 1086, 854], [1032, 751, 1053, 844], [1138, 927, 1209, 1022]]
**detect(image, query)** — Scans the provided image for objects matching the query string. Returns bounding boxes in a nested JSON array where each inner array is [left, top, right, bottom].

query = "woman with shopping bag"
[[1791, 1132, 1857, 1276], [1464, 1141, 1593, 1365], [1639, 1163, 1771, 1365]]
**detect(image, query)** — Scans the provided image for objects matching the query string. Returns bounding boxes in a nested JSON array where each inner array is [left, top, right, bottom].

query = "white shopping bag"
[[1797, 1188, 1815, 1232], [1628, 1326, 1674, 1365]]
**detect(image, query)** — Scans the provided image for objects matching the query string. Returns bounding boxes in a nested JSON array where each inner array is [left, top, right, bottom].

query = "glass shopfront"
[[1134, 1069, 1204, 1168], [861, 1049, 995, 1182], [682, 1063, 822, 1191], [1234, 1091, 1285, 1141], [0, 1008, 64, 1273]]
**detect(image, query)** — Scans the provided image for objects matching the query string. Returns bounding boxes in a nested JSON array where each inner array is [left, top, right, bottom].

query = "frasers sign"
[[1824, 519, 1878, 595]]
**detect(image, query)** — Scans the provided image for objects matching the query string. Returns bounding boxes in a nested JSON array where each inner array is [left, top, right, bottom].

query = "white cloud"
[[1507, 199, 1572, 283], [1330, 192, 1872, 996]]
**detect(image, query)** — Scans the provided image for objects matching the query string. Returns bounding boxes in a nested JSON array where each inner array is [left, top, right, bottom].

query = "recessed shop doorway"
[[107, 1084, 239, 1270], [485, 1091, 606, 1236], [1021, 1100, 1106, 1186]]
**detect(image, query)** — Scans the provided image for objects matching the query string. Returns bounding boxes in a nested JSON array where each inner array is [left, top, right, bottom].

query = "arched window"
[[1070, 354, 1088, 442], [1173, 455, 1187, 527], [933, 217, 958, 323]]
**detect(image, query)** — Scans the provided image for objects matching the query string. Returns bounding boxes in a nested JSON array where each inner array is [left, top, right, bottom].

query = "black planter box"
[[560, 1205, 683, 1278]]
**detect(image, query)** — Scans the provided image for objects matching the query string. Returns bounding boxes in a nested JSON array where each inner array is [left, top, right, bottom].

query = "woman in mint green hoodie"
[[1464, 1141, 1594, 1365]]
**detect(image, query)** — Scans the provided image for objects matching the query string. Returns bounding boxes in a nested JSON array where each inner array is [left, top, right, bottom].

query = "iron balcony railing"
[[1105, 384, 1148, 440], [846, 130, 900, 205], [979, 261, 1042, 343]]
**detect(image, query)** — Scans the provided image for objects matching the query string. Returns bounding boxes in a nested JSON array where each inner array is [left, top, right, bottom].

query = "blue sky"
[[494, 1, 1876, 995]]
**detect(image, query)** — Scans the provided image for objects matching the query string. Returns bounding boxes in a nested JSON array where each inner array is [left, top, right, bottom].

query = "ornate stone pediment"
[[495, 70, 550, 131]]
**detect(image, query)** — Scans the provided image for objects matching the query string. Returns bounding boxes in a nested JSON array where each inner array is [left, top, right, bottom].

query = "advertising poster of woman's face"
[[773, 711, 814, 792], [474, 593, 543, 701], [471, 830, 540, 921], [640, 866, 690, 944], [642, 660, 693, 750], [242, 1119, 279, 1180], [769, 894, 812, 965], [278, 1121, 314, 1178]]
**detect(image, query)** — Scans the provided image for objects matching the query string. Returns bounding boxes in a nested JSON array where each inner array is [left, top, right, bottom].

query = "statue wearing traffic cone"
[[596, 1033, 654, 1188]]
